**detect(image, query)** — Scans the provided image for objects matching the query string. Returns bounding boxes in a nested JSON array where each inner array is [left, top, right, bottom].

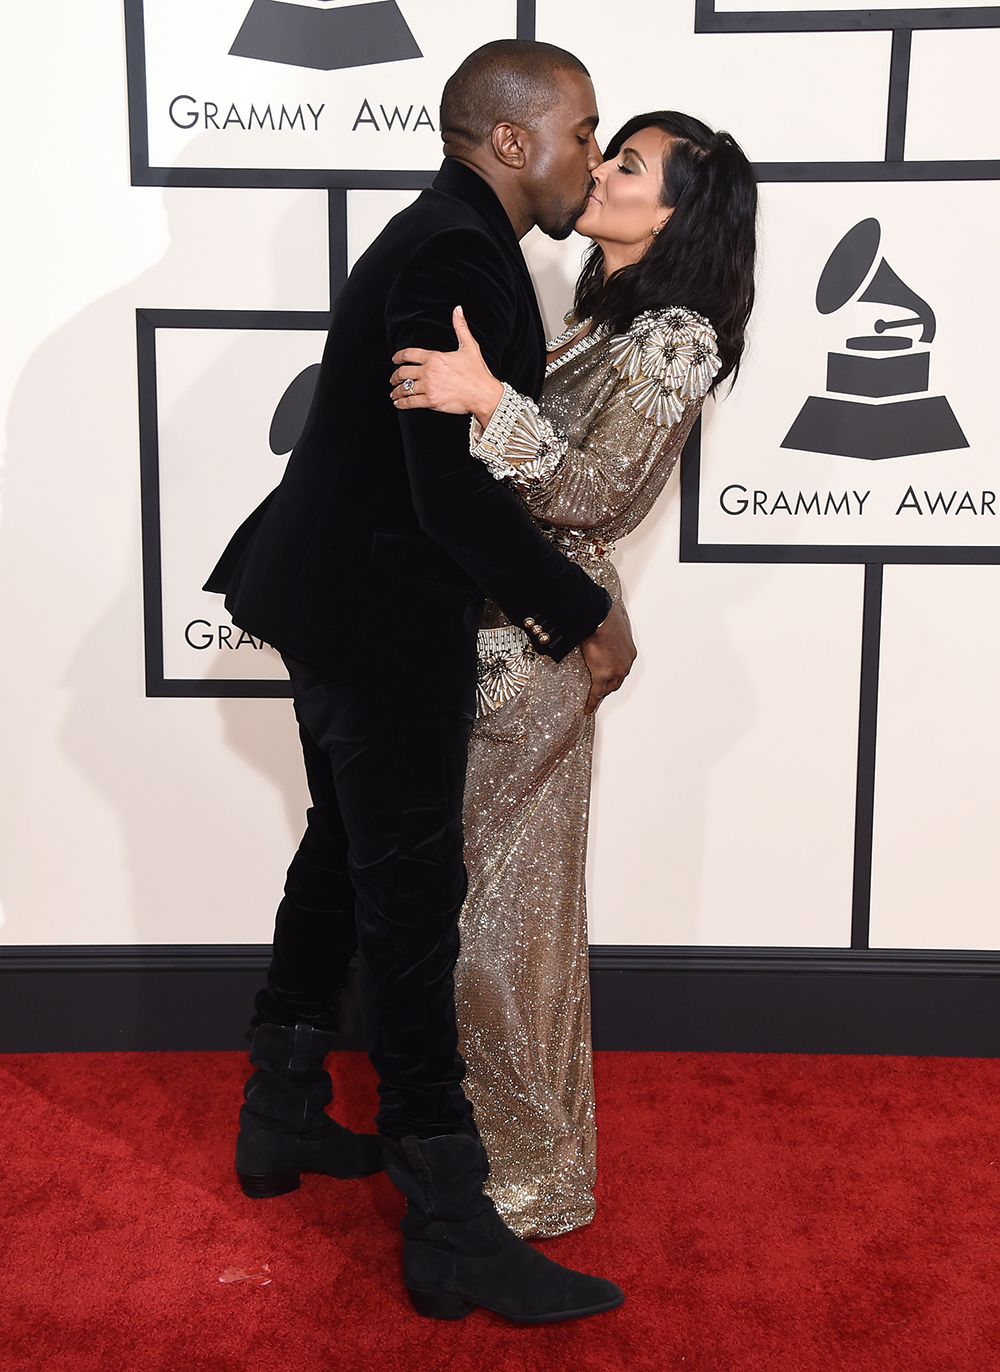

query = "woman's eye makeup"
[[617, 161, 635, 174]]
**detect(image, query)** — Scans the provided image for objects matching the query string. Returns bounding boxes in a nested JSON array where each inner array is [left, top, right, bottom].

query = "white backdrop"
[[1, 0, 998, 952]]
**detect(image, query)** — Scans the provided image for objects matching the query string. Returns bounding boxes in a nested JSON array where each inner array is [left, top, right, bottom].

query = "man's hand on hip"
[[580, 603, 637, 715]]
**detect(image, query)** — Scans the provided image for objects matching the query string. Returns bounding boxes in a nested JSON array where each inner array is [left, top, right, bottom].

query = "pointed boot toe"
[[384, 1134, 624, 1324]]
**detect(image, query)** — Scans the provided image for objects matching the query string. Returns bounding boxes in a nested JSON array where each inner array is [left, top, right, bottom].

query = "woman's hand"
[[390, 306, 505, 428]]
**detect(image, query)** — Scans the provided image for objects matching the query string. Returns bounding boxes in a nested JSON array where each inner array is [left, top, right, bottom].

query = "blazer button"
[[523, 618, 536, 628], [538, 633, 550, 644]]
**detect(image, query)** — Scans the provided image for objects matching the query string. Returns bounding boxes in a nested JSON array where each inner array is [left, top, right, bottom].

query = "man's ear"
[[490, 122, 527, 169]]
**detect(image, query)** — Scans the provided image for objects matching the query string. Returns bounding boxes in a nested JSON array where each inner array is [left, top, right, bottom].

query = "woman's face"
[[573, 124, 674, 260]]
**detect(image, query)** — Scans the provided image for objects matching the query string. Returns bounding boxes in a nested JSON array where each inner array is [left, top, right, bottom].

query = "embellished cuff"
[[469, 383, 567, 489], [469, 383, 533, 476]]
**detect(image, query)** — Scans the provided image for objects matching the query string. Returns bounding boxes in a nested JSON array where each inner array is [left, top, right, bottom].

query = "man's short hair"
[[440, 39, 590, 150]]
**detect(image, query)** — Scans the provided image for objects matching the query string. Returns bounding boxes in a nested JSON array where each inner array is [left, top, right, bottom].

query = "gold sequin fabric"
[[455, 311, 714, 1238]]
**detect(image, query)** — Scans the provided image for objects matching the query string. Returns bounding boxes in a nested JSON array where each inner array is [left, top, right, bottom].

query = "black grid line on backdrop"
[[124, 0, 537, 190], [678, 176, 999, 947], [327, 188, 348, 305], [125, 0, 1000, 188], [128, 0, 1000, 966], [679, 424, 1000, 568], [676, 0, 1000, 938], [137, 308, 330, 698], [694, 0, 1000, 31]]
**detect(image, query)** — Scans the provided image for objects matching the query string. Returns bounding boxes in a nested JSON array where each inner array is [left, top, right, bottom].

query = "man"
[[205, 39, 634, 1323]]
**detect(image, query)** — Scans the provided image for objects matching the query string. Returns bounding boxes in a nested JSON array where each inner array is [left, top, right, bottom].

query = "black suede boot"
[[383, 1134, 624, 1323], [236, 1022, 383, 1198]]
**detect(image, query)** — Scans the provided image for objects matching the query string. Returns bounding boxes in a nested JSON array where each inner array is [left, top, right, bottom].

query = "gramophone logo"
[[229, 0, 422, 72], [269, 364, 320, 454], [782, 219, 967, 461]]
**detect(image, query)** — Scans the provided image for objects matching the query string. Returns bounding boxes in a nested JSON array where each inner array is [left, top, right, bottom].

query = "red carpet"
[[3, 1051, 1000, 1371]]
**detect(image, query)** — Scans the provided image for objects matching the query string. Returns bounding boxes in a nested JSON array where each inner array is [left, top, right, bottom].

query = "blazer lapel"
[[431, 159, 533, 288], [431, 159, 545, 391]]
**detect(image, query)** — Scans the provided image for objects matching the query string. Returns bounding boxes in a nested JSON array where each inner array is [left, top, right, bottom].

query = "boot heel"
[[237, 1168, 300, 1199], [407, 1288, 475, 1320]]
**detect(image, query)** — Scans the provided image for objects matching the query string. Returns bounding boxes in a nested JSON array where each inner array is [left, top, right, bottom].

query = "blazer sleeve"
[[384, 228, 610, 661]]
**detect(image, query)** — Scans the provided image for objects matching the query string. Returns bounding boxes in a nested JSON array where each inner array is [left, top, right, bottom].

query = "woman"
[[390, 112, 757, 1238]]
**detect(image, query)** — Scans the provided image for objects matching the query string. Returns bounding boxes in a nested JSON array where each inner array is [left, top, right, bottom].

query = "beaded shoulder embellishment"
[[607, 307, 720, 427]]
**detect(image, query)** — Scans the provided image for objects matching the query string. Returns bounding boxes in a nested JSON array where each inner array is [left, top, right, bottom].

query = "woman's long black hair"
[[574, 111, 757, 388]]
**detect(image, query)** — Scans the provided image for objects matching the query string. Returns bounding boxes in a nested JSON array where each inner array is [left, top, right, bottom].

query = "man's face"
[[521, 71, 601, 240]]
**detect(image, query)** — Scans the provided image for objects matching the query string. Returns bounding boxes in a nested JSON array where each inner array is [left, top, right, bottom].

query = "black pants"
[[254, 656, 475, 1138]]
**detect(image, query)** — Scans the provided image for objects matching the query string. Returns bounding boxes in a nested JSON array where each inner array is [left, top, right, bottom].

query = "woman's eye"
[[617, 162, 633, 174]]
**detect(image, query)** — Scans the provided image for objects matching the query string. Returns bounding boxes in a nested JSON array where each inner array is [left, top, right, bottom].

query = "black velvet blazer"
[[205, 159, 611, 717]]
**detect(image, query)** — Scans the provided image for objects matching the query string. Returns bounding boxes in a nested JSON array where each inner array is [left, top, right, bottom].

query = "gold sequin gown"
[[453, 308, 720, 1238]]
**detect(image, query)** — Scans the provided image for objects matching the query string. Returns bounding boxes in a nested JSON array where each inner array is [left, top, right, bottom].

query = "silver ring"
[[403, 378, 414, 394]]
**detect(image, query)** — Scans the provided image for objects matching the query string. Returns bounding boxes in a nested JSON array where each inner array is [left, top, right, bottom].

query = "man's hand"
[[579, 602, 636, 715]]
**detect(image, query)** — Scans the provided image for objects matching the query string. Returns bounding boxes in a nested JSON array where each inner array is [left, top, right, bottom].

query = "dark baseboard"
[[590, 947, 1000, 1056], [2, 944, 1000, 1055]]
